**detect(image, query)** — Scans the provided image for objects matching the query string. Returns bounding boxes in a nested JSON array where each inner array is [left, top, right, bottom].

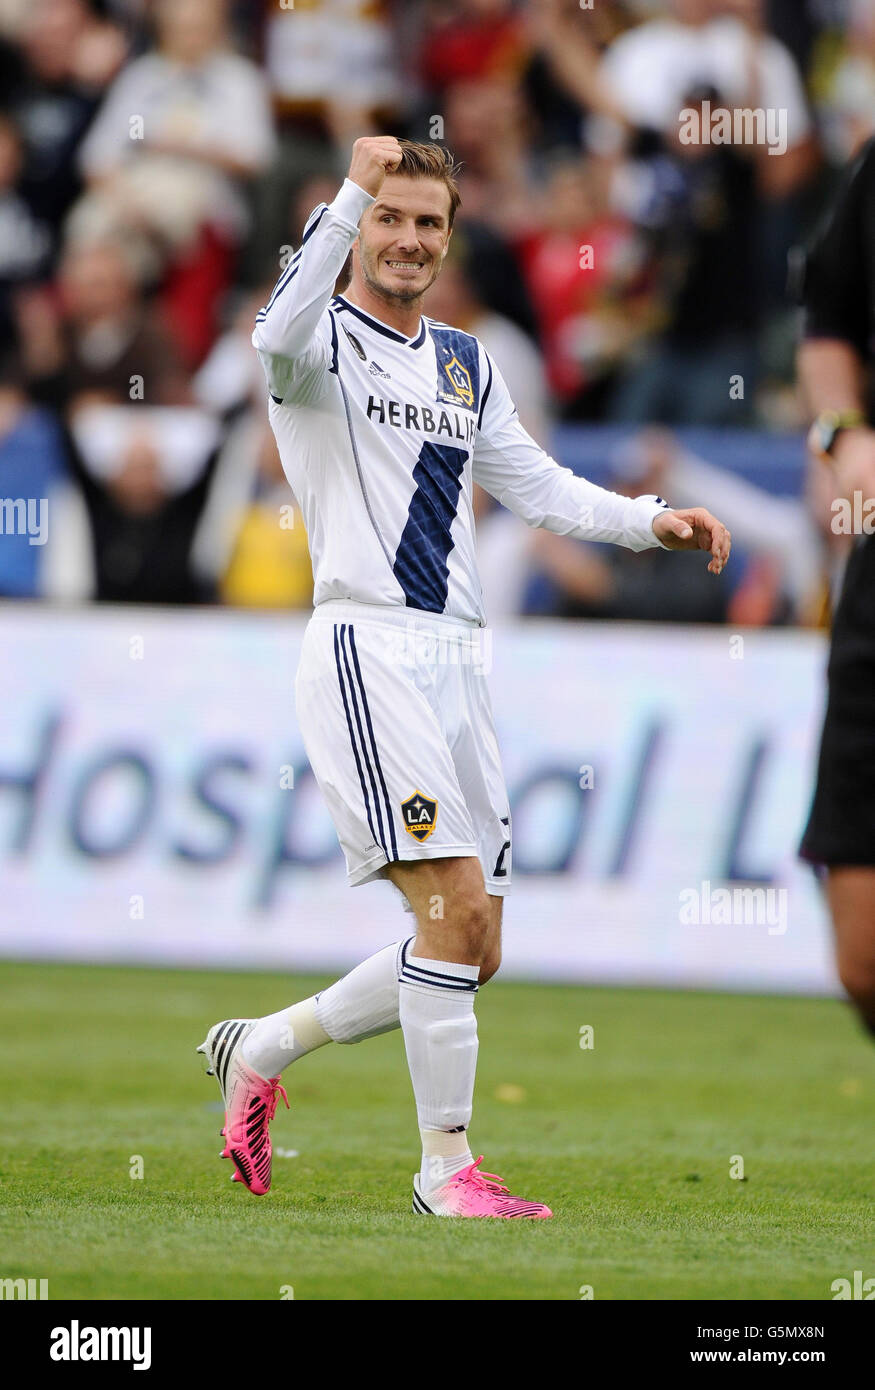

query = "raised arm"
[[252, 137, 402, 403]]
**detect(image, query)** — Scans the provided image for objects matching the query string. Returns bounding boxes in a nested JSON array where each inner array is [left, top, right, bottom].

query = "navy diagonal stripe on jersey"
[[346, 624, 398, 860], [393, 440, 468, 613], [333, 624, 385, 857], [391, 325, 482, 613]]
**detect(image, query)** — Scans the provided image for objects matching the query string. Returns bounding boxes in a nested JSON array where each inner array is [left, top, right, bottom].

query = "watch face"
[[808, 418, 835, 458]]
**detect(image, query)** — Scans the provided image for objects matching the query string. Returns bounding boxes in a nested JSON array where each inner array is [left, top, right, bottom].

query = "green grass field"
[[1, 960, 872, 1301]]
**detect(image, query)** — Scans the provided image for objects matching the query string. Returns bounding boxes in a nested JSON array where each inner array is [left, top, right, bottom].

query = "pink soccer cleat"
[[197, 1018, 289, 1196], [412, 1156, 553, 1219]]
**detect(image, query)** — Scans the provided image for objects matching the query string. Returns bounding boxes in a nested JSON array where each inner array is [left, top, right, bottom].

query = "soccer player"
[[198, 137, 731, 1218], [799, 134, 875, 1042]]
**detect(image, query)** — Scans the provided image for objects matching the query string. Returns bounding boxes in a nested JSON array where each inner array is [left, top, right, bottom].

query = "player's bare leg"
[[383, 855, 503, 982], [384, 854, 552, 1218], [197, 863, 502, 1196], [826, 867, 875, 1037]]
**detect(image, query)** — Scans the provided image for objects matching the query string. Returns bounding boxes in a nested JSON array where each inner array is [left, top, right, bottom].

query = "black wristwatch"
[[808, 409, 866, 461]]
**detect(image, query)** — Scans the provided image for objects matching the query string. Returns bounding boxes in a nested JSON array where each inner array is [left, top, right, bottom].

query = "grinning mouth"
[[385, 260, 426, 270]]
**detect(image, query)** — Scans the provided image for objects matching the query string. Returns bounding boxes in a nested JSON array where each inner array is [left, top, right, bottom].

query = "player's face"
[[355, 176, 452, 304]]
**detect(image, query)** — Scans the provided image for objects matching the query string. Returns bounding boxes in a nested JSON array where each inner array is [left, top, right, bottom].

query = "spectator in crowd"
[[816, 0, 875, 162], [68, 400, 223, 602], [75, 0, 276, 363], [418, 0, 531, 98], [1, 0, 126, 243], [528, 0, 819, 421], [441, 75, 535, 238], [264, 0, 400, 149], [18, 235, 190, 410], [210, 424, 313, 609], [0, 113, 53, 352], [609, 82, 761, 425], [514, 153, 656, 418], [0, 363, 91, 599], [190, 285, 313, 608]]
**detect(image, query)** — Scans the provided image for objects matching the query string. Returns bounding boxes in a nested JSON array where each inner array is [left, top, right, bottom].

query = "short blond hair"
[[394, 140, 462, 227]]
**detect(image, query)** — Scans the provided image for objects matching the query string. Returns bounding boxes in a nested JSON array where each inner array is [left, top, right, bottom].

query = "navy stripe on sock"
[[399, 940, 479, 991], [399, 968, 478, 993]]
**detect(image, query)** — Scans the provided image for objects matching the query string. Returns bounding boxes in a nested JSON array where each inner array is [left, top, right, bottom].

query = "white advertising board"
[[0, 605, 836, 994]]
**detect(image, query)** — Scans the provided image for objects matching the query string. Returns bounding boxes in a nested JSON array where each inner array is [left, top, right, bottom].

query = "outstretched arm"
[[472, 348, 730, 571]]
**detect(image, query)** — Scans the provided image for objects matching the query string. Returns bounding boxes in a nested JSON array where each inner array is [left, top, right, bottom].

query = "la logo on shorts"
[[401, 791, 438, 842]]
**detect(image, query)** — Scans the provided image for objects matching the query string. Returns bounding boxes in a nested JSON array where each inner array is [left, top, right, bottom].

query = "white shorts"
[[295, 600, 512, 896]]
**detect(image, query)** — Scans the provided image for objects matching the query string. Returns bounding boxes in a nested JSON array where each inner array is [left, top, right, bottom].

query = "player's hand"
[[652, 507, 731, 575], [348, 136, 404, 198]]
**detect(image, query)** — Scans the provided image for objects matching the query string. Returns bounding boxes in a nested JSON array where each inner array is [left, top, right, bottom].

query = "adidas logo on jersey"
[[368, 361, 391, 379]]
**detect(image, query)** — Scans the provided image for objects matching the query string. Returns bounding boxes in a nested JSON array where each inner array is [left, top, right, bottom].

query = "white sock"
[[242, 939, 409, 1079], [397, 941, 480, 1194], [315, 938, 406, 1043], [241, 997, 331, 1079], [420, 1127, 474, 1193]]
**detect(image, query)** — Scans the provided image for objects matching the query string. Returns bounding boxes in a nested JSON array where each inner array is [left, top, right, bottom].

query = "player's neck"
[[343, 282, 423, 340]]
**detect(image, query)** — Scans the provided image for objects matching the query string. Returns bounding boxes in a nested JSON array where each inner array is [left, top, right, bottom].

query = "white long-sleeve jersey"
[[252, 178, 670, 625]]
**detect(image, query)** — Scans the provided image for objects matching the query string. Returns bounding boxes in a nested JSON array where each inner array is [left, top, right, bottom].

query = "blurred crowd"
[[0, 0, 869, 623]]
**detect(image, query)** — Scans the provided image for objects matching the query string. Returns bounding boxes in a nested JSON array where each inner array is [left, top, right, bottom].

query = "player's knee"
[[478, 948, 502, 985], [457, 895, 491, 961], [836, 950, 875, 1022]]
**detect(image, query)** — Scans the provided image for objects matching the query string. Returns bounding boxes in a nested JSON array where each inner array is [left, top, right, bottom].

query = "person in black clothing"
[[799, 135, 875, 1039]]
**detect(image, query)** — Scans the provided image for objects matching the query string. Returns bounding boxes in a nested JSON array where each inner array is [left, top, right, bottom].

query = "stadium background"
[[2, 0, 864, 991]]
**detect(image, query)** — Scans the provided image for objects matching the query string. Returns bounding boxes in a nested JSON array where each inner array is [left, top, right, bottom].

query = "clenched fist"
[[348, 136, 404, 199]]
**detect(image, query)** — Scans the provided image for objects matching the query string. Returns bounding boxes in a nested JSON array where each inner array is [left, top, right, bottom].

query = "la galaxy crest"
[[439, 355, 474, 409], [401, 791, 438, 842]]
